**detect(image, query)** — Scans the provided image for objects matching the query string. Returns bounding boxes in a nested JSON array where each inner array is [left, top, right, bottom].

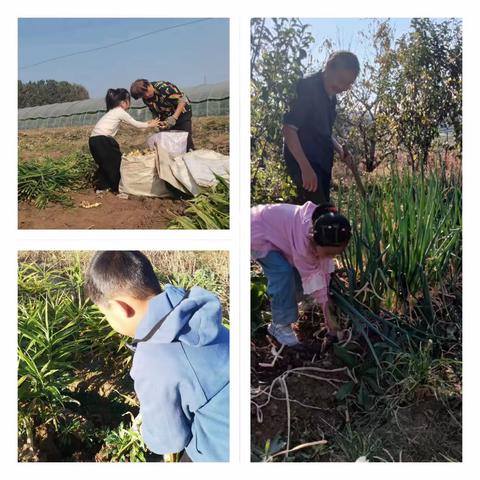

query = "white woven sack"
[[119, 151, 171, 198], [146, 131, 188, 156]]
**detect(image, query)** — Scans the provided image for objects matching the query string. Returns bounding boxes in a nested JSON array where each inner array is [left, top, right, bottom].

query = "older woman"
[[130, 79, 195, 151]]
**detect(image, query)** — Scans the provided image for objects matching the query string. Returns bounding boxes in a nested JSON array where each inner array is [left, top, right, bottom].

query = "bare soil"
[[251, 313, 462, 462], [18, 190, 186, 229]]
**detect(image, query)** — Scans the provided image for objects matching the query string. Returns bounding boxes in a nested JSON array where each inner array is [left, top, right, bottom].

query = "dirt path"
[[18, 190, 186, 229]]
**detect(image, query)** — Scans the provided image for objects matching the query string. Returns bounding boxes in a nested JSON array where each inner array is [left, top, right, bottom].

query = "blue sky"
[[301, 18, 413, 70], [18, 18, 229, 98], [266, 18, 455, 69]]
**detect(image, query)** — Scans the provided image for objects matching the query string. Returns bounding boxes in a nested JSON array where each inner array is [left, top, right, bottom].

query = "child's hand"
[[324, 300, 340, 334], [158, 121, 169, 130], [148, 118, 161, 128], [163, 452, 181, 462]]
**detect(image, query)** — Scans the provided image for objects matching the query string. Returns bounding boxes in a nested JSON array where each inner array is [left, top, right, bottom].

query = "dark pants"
[[286, 159, 332, 205], [88, 135, 122, 192], [173, 112, 195, 151]]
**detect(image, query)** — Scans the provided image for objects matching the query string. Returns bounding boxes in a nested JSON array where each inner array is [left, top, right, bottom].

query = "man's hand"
[[301, 164, 318, 192], [165, 115, 177, 128]]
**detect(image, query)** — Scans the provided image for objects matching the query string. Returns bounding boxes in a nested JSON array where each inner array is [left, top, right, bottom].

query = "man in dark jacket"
[[283, 51, 360, 204]]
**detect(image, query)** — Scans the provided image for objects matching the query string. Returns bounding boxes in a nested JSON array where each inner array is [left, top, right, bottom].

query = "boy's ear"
[[113, 299, 136, 318]]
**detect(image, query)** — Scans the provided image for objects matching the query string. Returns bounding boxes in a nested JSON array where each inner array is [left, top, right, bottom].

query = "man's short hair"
[[326, 51, 360, 77], [130, 79, 150, 100], [85, 251, 161, 306]]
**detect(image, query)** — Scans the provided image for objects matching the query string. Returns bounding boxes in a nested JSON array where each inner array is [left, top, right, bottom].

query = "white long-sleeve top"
[[90, 107, 150, 137]]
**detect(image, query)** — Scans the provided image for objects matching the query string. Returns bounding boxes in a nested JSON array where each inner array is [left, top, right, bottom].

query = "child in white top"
[[88, 88, 160, 192]]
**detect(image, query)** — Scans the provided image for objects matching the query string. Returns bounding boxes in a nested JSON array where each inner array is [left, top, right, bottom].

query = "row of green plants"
[[18, 253, 228, 461], [333, 160, 461, 360], [18, 152, 96, 208]]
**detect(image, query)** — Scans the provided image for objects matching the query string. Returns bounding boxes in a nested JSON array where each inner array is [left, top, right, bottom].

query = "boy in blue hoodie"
[[84, 251, 229, 462]]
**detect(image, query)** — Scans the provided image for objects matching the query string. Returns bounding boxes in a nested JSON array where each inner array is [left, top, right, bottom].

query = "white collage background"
[[2, 0, 479, 478]]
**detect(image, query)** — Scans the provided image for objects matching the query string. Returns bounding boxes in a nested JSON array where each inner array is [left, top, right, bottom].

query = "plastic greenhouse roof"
[[18, 80, 229, 120]]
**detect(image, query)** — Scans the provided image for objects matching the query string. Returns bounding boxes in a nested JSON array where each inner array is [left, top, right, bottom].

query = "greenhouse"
[[18, 80, 229, 130]]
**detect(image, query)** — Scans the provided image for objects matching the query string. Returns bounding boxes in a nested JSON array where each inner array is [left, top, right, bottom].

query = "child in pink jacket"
[[251, 202, 351, 346]]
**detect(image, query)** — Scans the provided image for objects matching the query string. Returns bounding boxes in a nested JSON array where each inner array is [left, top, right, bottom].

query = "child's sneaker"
[[267, 323, 300, 347]]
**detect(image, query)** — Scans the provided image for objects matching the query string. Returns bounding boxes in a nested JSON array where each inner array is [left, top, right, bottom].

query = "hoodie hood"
[[133, 284, 224, 347]]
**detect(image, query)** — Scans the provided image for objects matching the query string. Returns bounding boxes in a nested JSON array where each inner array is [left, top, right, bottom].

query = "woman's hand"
[[301, 164, 318, 192], [165, 115, 177, 128], [148, 118, 161, 128]]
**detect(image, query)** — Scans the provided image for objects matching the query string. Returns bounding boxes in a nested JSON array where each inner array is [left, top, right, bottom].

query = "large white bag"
[[119, 150, 171, 198], [146, 131, 188, 156], [154, 145, 190, 195], [181, 149, 229, 187]]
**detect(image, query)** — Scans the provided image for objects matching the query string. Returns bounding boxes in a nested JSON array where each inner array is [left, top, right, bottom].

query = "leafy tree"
[[334, 20, 398, 172], [251, 18, 314, 203], [383, 18, 462, 174], [18, 80, 90, 108]]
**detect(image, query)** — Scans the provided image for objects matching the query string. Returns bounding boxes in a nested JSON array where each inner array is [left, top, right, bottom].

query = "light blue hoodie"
[[129, 285, 229, 462]]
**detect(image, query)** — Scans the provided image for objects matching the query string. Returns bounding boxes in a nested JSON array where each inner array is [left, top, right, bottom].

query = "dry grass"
[[18, 250, 228, 281], [18, 250, 229, 317]]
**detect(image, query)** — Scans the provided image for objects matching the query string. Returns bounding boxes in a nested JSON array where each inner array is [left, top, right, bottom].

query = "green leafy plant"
[[168, 176, 229, 229], [18, 289, 86, 429], [333, 343, 389, 409], [333, 426, 384, 462], [251, 435, 287, 462], [100, 415, 147, 462], [18, 152, 95, 208], [337, 162, 461, 310], [251, 18, 315, 204], [382, 340, 462, 407]]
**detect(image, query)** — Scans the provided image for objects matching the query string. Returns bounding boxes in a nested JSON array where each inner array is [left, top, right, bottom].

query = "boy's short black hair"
[[325, 51, 360, 77], [85, 251, 161, 306]]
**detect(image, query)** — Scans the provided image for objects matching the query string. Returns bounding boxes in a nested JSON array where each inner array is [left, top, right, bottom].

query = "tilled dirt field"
[[251, 312, 462, 462], [18, 190, 186, 229], [18, 116, 228, 229]]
